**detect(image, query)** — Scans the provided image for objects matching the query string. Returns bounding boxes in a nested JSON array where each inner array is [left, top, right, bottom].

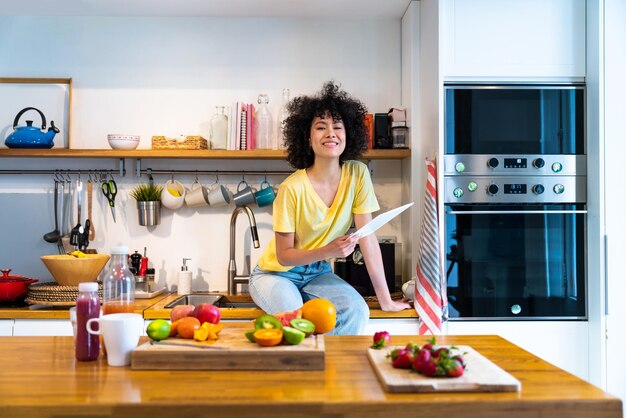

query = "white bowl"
[[108, 134, 140, 150]]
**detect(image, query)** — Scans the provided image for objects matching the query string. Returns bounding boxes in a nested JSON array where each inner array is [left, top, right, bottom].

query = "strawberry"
[[391, 349, 414, 369], [446, 359, 465, 377], [371, 331, 391, 349]]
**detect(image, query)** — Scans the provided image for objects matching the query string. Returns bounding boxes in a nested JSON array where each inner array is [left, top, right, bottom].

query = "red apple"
[[170, 305, 195, 322], [193, 303, 221, 325]]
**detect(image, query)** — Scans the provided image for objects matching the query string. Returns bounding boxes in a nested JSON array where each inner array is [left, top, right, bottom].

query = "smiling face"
[[309, 114, 346, 161]]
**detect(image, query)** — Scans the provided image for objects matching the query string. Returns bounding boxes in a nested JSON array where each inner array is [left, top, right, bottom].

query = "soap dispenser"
[[177, 258, 192, 295]]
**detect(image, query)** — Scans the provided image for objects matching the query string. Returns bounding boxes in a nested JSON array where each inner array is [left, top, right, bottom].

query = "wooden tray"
[[131, 326, 325, 370], [367, 345, 521, 393]]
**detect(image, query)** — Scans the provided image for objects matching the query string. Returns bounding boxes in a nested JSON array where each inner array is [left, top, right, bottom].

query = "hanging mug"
[[232, 180, 255, 207], [254, 180, 275, 207]]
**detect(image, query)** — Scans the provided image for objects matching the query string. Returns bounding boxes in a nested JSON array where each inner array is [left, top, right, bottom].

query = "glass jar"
[[391, 125, 409, 149], [210, 106, 229, 150], [276, 88, 290, 150], [75, 282, 100, 361], [102, 247, 136, 315], [255, 93, 273, 150]]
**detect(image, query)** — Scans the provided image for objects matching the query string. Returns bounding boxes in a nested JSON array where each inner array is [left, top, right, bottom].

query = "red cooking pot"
[[0, 269, 39, 303]]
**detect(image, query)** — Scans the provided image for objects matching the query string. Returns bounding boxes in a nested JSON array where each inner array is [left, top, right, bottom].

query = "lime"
[[282, 326, 305, 345], [254, 314, 283, 330], [146, 319, 171, 341], [244, 329, 257, 343], [290, 318, 315, 336]]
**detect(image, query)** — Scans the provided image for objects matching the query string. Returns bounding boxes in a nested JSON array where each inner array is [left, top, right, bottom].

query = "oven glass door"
[[445, 205, 586, 319], [445, 86, 584, 155]]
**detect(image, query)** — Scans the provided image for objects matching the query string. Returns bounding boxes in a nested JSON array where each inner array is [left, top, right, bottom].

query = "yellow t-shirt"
[[258, 160, 380, 272]]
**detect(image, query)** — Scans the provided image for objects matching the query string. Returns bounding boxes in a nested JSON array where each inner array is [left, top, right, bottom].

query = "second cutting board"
[[367, 345, 521, 393], [131, 326, 325, 370]]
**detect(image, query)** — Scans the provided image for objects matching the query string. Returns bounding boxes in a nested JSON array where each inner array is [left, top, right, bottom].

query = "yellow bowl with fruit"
[[40, 253, 110, 286]]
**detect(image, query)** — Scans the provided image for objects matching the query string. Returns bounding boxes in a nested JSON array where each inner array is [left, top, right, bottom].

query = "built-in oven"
[[444, 83, 586, 320]]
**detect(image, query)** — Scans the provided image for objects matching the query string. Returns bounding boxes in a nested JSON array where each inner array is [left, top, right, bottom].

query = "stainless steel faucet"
[[228, 205, 260, 295]]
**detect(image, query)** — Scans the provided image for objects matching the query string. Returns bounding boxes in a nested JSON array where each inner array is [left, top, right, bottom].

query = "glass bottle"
[[255, 93, 273, 150], [210, 106, 228, 150], [276, 89, 290, 150], [75, 282, 100, 361], [102, 247, 136, 315]]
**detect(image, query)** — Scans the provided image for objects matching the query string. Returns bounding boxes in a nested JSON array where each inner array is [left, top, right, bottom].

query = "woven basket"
[[152, 135, 208, 150], [26, 282, 103, 306]]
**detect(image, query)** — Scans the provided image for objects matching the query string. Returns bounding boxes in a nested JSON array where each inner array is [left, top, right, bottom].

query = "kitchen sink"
[[164, 293, 259, 309]]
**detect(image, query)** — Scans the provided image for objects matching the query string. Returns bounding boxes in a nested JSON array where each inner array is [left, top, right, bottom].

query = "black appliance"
[[444, 83, 586, 320], [333, 242, 396, 296]]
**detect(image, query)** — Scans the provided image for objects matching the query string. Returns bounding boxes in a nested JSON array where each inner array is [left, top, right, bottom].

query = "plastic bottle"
[[255, 93, 273, 149], [75, 282, 100, 361], [177, 258, 192, 295], [102, 247, 136, 315], [276, 89, 290, 150]]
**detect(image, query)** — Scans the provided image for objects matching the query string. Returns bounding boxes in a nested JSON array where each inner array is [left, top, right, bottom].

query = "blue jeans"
[[249, 261, 369, 335]]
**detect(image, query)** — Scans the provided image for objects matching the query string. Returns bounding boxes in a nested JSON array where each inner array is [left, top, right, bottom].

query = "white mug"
[[185, 180, 209, 208], [87, 313, 143, 366], [207, 184, 231, 207], [160, 179, 186, 210]]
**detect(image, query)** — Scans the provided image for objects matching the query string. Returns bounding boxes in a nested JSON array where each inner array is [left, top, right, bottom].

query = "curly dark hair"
[[282, 81, 368, 169]]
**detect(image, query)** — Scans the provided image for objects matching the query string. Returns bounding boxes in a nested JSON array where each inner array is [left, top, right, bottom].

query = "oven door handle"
[[445, 210, 588, 215]]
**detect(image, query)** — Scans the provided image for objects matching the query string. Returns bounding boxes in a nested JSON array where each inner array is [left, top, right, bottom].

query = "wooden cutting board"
[[367, 345, 521, 393], [131, 327, 325, 370]]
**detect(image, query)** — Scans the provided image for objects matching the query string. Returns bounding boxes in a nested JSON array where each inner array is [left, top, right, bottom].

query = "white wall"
[[0, 16, 406, 291]]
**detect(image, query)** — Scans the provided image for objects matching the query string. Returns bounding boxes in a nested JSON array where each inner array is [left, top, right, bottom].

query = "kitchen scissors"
[[101, 177, 117, 222]]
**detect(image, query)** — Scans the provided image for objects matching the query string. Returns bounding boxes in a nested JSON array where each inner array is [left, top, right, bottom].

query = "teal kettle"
[[5, 107, 60, 148]]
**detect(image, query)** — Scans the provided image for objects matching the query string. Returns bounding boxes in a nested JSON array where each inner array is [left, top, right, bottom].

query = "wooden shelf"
[[0, 148, 410, 160]]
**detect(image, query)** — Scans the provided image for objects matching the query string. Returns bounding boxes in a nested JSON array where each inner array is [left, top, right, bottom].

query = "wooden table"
[[0, 335, 621, 418]]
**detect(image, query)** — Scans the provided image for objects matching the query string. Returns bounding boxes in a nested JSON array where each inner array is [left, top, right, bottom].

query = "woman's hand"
[[323, 235, 358, 259], [378, 298, 412, 312]]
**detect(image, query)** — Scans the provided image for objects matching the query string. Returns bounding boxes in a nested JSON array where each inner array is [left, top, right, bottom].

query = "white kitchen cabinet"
[[448, 321, 588, 381], [13, 319, 73, 336], [0, 320, 14, 336], [442, 0, 586, 79], [364, 318, 420, 336]]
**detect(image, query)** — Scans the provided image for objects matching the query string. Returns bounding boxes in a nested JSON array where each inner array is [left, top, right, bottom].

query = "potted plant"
[[129, 183, 163, 226]]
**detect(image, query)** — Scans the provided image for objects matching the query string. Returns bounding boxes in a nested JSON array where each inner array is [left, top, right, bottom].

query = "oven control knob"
[[532, 184, 545, 195], [552, 162, 563, 173], [487, 184, 499, 196], [455, 162, 466, 173], [533, 158, 545, 169], [453, 187, 464, 198], [467, 181, 478, 192], [553, 184, 565, 194], [487, 158, 499, 169]]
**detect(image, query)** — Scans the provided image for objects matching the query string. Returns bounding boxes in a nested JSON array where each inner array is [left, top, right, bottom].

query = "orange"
[[177, 316, 201, 339], [301, 298, 336, 334], [253, 329, 283, 347]]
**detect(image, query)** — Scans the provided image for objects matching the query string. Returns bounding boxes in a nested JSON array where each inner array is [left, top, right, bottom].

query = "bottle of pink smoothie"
[[75, 282, 100, 361]]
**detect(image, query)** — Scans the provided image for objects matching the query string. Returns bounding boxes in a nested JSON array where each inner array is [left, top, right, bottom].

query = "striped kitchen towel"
[[415, 158, 447, 335]]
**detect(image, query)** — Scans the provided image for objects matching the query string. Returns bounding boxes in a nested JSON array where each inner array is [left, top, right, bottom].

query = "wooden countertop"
[[0, 295, 170, 319], [1, 292, 417, 320], [0, 334, 620, 418], [145, 293, 417, 320]]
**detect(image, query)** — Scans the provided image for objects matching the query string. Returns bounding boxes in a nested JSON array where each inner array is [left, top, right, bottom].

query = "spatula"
[[70, 179, 83, 246]]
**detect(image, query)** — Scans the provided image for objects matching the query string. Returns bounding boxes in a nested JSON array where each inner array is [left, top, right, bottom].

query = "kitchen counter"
[[145, 292, 418, 320], [0, 334, 620, 418], [0, 295, 170, 319], [0, 292, 417, 320]]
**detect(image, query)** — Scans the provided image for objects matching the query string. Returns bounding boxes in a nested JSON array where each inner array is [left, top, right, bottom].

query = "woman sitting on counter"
[[249, 81, 411, 335]]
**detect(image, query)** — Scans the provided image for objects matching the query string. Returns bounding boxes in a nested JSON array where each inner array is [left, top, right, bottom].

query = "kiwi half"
[[290, 318, 316, 336], [254, 314, 283, 330]]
